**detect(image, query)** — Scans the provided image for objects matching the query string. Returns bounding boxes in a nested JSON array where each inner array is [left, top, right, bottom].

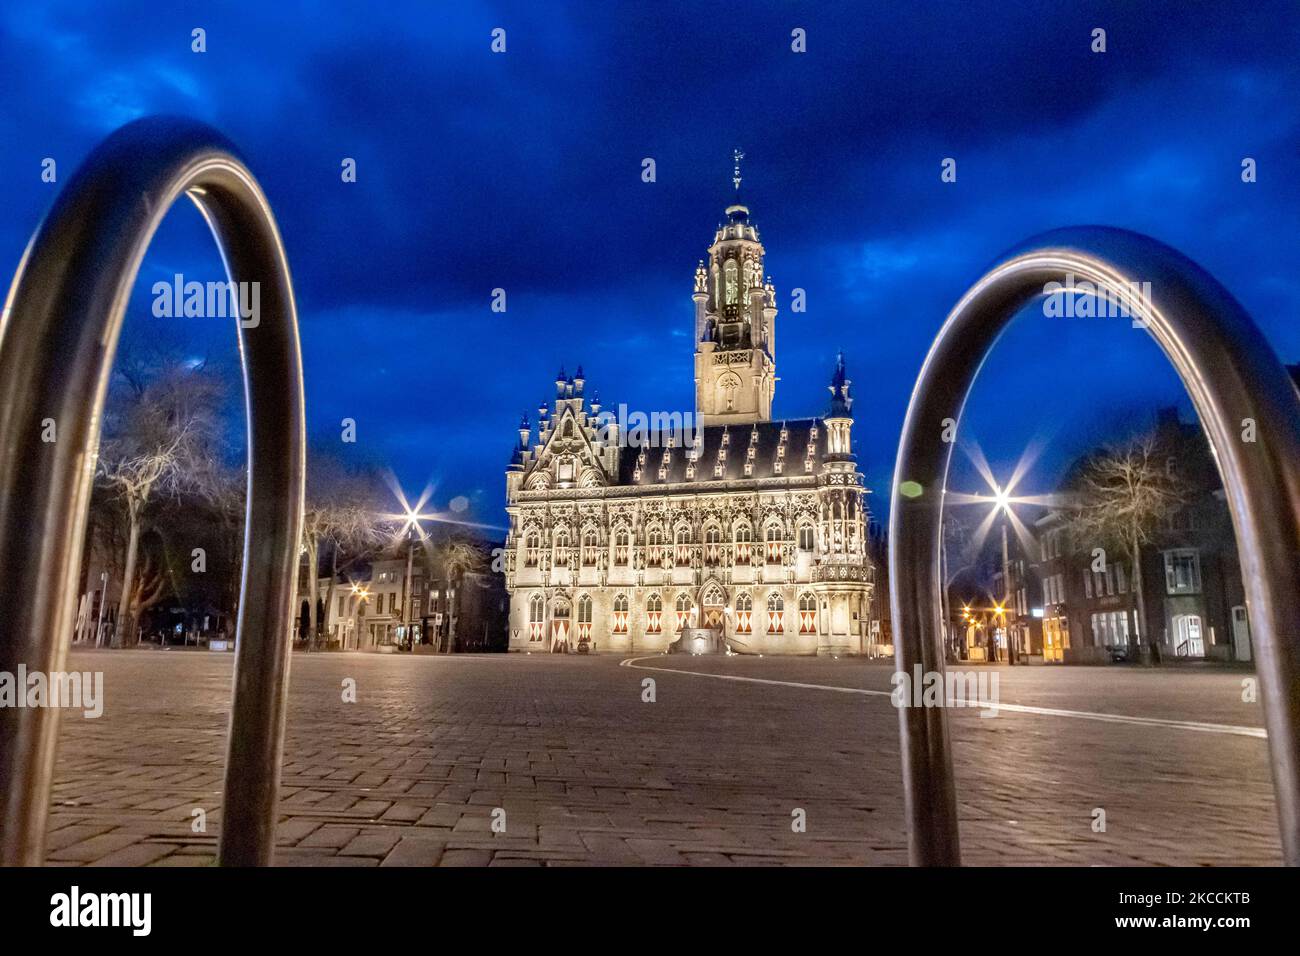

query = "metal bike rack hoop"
[[890, 226, 1300, 866], [0, 116, 305, 866]]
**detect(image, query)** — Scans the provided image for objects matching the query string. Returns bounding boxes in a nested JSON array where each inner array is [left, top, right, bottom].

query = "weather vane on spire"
[[732, 148, 744, 192]]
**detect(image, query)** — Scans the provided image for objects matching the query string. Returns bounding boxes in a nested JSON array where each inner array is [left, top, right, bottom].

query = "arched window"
[[735, 524, 752, 564], [798, 593, 817, 634], [553, 528, 570, 567], [646, 594, 663, 634], [647, 527, 667, 567], [735, 592, 753, 634], [765, 523, 782, 564], [675, 593, 693, 630], [675, 527, 692, 564], [528, 594, 544, 642], [798, 524, 814, 552], [614, 526, 630, 567], [704, 525, 722, 566], [767, 593, 785, 634], [724, 258, 739, 305], [524, 531, 540, 568], [582, 528, 599, 566], [612, 593, 629, 634], [577, 595, 593, 642], [717, 372, 740, 412]]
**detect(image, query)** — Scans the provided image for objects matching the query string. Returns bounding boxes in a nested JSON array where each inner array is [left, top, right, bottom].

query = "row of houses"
[[987, 406, 1255, 665], [301, 540, 509, 653]]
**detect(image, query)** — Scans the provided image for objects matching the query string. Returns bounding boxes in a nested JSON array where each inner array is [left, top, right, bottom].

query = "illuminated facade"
[[503, 185, 875, 655]]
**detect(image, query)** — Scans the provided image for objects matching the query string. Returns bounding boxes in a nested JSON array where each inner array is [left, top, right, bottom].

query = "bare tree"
[[95, 358, 222, 645], [1067, 431, 1183, 655], [301, 448, 386, 649], [429, 535, 487, 653], [191, 459, 247, 633]]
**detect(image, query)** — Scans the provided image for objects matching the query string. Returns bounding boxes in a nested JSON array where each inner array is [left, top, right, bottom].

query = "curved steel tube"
[[0, 117, 305, 865], [891, 226, 1300, 866]]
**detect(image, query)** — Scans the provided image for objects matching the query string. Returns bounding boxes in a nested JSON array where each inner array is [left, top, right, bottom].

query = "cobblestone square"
[[45, 650, 1280, 866]]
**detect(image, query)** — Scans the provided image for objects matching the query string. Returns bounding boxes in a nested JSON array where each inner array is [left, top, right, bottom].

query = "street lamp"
[[991, 487, 1016, 664], [349, 584, 370, 650]]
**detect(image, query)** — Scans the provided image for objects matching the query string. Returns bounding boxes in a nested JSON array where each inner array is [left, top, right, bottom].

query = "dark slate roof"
[[615, 418, 826, 485]]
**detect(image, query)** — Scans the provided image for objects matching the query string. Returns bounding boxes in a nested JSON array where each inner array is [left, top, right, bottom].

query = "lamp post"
[[350, 583, 369, 650], [989, 484, 1018, 665], [401, 523, 416, 650]]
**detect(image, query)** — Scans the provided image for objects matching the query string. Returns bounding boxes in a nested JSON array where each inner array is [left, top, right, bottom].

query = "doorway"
[[1173, 614, 1205, 658]]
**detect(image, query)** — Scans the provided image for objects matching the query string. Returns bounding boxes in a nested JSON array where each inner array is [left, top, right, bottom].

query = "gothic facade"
[[503, 185, 875, 655]]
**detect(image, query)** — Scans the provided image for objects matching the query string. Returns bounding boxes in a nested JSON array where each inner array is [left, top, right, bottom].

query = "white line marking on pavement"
[[618, 657, 1267, 739]]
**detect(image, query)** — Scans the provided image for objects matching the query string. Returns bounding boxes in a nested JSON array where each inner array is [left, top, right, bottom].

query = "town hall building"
[[503, 165, 876, 655]]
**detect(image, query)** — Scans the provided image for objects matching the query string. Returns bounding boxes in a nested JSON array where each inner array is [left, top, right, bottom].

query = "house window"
[[704, 526, 722, 566], [524, 531, 540, 567], [582, 529, 599, 566], [1164, 549, 1201, 595], [614, 527, 630, 567]]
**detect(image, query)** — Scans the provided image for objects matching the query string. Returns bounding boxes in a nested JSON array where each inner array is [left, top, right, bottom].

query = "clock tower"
[[693, 150, 778, 427]]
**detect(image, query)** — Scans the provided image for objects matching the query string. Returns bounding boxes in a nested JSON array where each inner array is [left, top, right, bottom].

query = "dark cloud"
[[1, 0, 1296, 522]]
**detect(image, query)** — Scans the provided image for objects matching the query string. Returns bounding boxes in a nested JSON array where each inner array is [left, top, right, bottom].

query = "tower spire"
[[732, 148, 744, 192]]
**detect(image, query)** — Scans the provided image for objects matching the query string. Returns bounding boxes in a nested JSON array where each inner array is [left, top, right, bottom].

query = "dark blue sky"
[[2, 1, 1297, 529]]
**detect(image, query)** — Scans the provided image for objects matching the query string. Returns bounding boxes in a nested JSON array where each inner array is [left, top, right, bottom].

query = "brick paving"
[[44, 649, 1282, 866]]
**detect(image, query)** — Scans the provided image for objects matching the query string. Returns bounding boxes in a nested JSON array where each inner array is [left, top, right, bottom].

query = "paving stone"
[[47, 651, 1282, 867]]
